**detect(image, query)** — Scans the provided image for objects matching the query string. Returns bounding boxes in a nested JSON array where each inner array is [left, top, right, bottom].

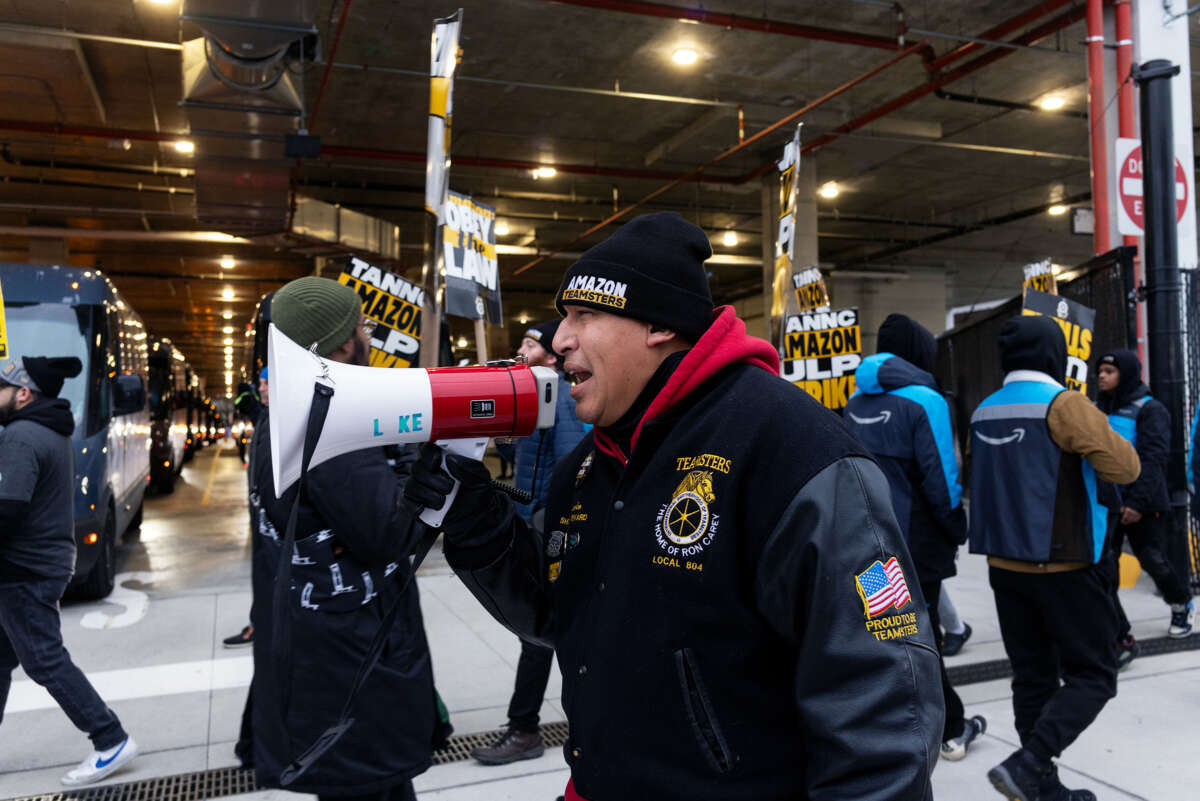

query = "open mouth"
[[568, 369, 592, 388]]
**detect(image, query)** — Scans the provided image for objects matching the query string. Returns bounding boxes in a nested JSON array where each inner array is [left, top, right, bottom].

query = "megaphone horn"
[[267, 324, 558, 499]]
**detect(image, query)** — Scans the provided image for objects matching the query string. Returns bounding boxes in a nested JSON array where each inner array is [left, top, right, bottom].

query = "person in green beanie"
[[248, 277, 446, 801]]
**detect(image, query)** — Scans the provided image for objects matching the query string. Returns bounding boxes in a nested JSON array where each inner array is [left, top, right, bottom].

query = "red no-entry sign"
[[1116, 138, 1188, 236]]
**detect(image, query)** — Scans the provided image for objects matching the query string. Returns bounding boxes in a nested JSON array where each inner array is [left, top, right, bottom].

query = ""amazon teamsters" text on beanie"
[[554, 212, 714, 342]]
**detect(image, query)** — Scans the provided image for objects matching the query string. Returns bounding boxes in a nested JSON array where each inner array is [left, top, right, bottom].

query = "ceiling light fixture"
[[224, 346, 233, 354], [495, 221, 510, 236], [518, 313, 530, 325], [222, 311, 233, 319], [1038, 96, 1066, 111], [221, 287, 234, 300], [533, 166, 556, 179], [1048, 204, 1069, 216], [722, 230, 739, 247], [456, 337, 469, 348], [819, 181, 840, 199], [672, 47, 699, 66], [223, 338, 233, 345], [174, 140, 195, 154], [219, 255, 235, 269], [223, 326, 233, 334]]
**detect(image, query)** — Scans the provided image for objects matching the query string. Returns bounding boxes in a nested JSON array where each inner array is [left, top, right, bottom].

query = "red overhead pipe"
[[308, 0, 354, 132], [926, 0, 1076, 72], [803, 5, 1086, 155], [0, 119, 178, 144], [1114, 0, 1145, 366], [1086, 0, 1111, 254], [545, 0, 902, 50], [513, 41, 930, 275]]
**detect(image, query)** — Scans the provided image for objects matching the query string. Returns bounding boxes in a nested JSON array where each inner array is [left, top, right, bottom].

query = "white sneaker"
[[61, 736, 138, 786], [1168, 600, 1195, 639]]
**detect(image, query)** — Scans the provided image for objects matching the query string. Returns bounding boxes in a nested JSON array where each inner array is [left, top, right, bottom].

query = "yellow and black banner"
[[780, 307, 862, 411], [1022, 288, 1095, 394], [1022, 258, 1057, 296], [772, 125, 803, 327], [791, 266, 830, 312], [0, 279, 8, 360], [443, 190, 502, 323], [339, 257, 424, 369]]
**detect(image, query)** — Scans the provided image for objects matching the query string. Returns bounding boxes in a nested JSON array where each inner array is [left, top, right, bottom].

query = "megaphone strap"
[[271, 379, 443, 787]]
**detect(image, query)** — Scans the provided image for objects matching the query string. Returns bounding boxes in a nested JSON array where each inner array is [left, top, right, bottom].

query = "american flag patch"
[[855, 557, 912, 619]]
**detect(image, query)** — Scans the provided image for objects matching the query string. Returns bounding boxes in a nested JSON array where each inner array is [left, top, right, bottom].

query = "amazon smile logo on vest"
[[560, 275, 628, 310], [848, 410, 891, 425], [975, 428, 1026, 445]]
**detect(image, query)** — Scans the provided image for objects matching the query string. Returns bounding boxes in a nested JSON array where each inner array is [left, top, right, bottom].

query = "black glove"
[[405, 443, 510, 549]]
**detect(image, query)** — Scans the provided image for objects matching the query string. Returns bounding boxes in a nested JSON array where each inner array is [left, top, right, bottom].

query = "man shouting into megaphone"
[[248, 277, 444, 801], [405, 212, 944, 801]]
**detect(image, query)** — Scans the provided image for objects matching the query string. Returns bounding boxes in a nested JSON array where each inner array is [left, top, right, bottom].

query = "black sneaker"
[[1115, 635, 1138, 671], [1039, 764, 1097, 801], [940, 714, 986, 761], [471, 728, 545, 765], [988, 748, 1049, 801], [223, 625, 254, 648], [942, 622, 972, 656]]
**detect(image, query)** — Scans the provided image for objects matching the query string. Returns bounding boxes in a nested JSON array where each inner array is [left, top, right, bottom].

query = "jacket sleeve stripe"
[[892, 385, 962, 508]]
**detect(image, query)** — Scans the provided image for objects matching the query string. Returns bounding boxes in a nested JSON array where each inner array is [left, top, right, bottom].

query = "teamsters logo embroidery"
[[560, 274, 628, 310], [653, 462, 725, 571]]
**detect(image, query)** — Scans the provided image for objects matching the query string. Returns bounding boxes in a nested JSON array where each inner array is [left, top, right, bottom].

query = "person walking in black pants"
[[0, 356, 138, 785], [1096, 349, 1194, 655], [845, 314, 985, 761], [969, 317, 1140, 801], [473, 321, 588, 765]]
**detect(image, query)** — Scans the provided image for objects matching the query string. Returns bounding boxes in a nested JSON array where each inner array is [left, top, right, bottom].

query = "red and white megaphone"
[[268, 324, 558, 525]]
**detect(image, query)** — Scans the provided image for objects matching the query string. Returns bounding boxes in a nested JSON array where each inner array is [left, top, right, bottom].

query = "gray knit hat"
[[271, 277, 362, 357]]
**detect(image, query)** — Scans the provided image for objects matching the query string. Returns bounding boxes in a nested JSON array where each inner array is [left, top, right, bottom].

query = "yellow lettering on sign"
[[0, 279, 8, 360]]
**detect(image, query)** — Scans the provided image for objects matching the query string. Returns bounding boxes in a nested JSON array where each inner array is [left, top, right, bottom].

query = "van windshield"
[[3, 303, 91, 426]]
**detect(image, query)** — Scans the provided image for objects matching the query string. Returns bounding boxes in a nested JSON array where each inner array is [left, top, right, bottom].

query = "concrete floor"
[[1, 440, 1197, 801]]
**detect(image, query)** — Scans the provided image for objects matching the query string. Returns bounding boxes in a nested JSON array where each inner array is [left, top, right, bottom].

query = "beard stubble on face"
[[351, 335, 370, 367], [0, 391, 17, 425]]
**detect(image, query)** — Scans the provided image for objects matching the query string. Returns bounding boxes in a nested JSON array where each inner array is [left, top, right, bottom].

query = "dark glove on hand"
[[405, 443, 510, 551]]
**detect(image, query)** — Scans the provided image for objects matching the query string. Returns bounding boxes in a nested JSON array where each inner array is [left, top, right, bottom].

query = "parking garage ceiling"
[[0, 0, 1193, 391]]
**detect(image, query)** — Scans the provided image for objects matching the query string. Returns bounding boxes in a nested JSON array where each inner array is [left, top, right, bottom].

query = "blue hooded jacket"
[[845, 352, 967, 581]]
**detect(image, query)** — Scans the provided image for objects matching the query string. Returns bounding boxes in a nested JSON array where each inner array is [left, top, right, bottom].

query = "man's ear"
[[646, 324, 680, 348], [326, 337, 356, 364]]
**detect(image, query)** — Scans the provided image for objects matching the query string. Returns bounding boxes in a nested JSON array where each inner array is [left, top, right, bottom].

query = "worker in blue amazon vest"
[[970, 316, 1140, 801], [845, 313, 985, 763], [1096, 349, 1194, 658]]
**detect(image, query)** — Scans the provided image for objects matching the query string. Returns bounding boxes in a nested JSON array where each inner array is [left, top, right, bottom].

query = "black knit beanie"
[[554, 212, 714, 342], [524, 319, 562, 360]]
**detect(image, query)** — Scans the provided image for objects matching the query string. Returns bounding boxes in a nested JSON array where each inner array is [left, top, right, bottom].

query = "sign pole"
[[418, 10, 462, 368]]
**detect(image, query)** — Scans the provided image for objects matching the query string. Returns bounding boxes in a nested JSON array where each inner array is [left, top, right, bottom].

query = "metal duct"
[[179, 1, 318, 235]]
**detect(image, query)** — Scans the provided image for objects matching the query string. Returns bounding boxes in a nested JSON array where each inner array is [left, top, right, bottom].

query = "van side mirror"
[[113, 374, 146, 416]]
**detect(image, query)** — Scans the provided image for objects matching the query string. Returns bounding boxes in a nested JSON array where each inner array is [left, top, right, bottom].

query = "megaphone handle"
[[419, 437, 489, 528]]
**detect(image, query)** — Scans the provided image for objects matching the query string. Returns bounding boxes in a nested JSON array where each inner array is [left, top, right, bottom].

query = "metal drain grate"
[[947, 632, 1200, 687], [432, 720, 569, 766], [2, 722, 571, 801]]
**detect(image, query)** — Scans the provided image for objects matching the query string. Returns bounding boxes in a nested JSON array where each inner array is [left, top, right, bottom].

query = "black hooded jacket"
[[248, 418, 437, 794], [0, 397, 77, 581], [1097, 350, 1170, 513]]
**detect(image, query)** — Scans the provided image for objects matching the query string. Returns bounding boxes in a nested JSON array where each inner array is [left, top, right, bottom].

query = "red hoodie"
[[592, 305, 779, 467]]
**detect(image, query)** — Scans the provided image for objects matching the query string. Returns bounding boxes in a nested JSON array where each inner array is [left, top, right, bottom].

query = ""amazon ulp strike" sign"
[[779, 307, 862, 411]]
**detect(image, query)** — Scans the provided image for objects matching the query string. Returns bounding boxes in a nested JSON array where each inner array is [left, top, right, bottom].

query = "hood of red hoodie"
[[594, 306, 779, 463]]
